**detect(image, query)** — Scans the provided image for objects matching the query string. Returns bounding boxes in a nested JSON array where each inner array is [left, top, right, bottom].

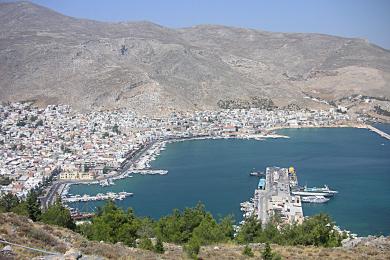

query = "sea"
[[69, 126, 390, 236]]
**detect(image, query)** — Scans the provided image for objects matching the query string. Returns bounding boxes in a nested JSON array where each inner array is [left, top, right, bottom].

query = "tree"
[[40, 197, 75, 230], [16, 120, 26, 127], [0, 193, 20, 212], [112, 124, 120, 134], [11, 201, 29, 216], [154, 237, 165, 254], [242, 245, 254, 257], [219, 215, 235, 240], [0, 176, 12, 186], [235, 216, 263, 244], [26, 190, 41, 221], [35, 119, 44, 127], [80, 200, 140, 247], [102, 166, 110, 175], [191, 213, 225, 245]]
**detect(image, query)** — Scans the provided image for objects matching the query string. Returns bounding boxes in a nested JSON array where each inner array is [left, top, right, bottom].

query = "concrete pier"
[[366, 125, 390, 140], [254, 167, 303, 226]]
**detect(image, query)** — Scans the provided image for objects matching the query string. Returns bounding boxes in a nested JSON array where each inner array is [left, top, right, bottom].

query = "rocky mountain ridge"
[[1, 1, 390, 115]]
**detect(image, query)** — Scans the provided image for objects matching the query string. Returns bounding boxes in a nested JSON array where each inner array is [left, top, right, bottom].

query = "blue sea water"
[[69, 127, 390, 236]]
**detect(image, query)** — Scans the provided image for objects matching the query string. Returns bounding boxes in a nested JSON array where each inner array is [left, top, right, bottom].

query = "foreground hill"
[[0, 213, 389, 259], [1, 2, 390, 115]]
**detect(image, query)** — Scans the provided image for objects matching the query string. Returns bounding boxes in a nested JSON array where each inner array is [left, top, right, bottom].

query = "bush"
[[154, 237, 165, 254], [242, 245, 254, 257], [184, 237, 201, 259], [138, 237, 154, 251], [261, 242, 281, 260], [236, 213, 343, 247]]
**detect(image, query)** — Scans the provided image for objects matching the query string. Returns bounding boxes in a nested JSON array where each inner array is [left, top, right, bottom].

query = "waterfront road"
[[40, 141, 156, 208]]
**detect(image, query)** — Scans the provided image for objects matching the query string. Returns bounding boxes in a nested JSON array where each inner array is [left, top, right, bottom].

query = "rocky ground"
[[0, 213, 389, 259]]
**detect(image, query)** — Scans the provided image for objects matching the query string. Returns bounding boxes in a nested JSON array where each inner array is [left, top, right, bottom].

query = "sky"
[[25, 0, 390, 49]]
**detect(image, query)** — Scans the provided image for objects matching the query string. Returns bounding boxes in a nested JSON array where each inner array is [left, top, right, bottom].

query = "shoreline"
[[61, 123, 387, 195]]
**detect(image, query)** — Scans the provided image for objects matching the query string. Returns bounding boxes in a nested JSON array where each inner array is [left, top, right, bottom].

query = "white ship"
[[292, 190, 334, 197], [301, 195, 330, 203]]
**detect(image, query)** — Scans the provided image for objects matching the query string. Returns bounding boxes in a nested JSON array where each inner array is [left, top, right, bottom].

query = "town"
[[0, 101, 358, 199]]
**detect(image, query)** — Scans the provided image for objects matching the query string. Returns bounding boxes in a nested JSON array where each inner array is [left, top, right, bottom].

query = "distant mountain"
[[1, 1, 390, 114]]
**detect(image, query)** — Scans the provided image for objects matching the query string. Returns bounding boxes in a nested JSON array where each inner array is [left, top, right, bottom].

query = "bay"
[[69, 127, 390, 236]]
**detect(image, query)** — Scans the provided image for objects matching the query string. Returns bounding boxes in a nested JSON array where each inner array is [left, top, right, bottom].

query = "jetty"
[[366, 125, 390, 140], [241, 167, 304, 226], [128, 169, 168, 175]]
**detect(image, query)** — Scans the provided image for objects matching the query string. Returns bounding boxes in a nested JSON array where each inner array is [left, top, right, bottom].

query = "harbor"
[[65, 128, 390, 236], [241, 166, 339, 226]]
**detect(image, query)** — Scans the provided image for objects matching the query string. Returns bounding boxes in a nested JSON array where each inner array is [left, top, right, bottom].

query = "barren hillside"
[[1, 1, 390, 115]]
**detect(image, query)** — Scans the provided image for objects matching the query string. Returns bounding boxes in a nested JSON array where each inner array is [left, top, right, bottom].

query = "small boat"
[[301, 195, 330, 203], [249, 171, 264, 177]]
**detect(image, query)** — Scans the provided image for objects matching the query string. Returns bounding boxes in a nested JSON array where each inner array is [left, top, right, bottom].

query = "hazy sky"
[[28, 0, 390, 49]]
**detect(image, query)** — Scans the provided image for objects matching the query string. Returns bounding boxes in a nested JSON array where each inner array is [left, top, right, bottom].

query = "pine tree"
[[26, 190, 41, 221], [41, 197, 75, 230], [0, 193, 20, 212]]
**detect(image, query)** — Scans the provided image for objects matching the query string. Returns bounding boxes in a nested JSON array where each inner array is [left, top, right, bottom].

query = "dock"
[[242, 167, 303, 226], [366, 125, 390, 140], [62, 191, 133, 203]]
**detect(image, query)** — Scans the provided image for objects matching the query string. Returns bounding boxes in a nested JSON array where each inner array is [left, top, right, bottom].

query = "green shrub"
[[154, 237, 165, 254], [184, 237, 201, 259], [242, 245, 254, 257], [138, 237, 154, 251]]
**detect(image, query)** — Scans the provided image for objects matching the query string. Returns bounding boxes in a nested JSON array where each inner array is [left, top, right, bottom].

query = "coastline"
[[60, 122, 387, 197]]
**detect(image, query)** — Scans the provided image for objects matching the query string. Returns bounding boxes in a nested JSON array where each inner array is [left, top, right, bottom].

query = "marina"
[[62, 191, 133, 203]]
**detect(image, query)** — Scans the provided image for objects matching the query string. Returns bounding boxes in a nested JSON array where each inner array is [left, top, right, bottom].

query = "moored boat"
[[292, 190, 334, 197], [304, 185, 338, 194], [301, 195, 330, 203]]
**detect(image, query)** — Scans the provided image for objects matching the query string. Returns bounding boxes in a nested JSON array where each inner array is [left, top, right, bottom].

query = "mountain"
[[1, 1, 390, 114]]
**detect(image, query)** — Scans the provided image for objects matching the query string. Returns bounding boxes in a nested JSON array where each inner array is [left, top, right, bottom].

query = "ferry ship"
[[303, 185, 338, 194], [301, 195, 330, 203], [292, 190, 334, 197]]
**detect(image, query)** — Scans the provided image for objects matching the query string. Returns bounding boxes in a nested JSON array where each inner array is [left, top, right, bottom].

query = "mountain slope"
[[1, 1, 390, 114], [1, 213, 389, 259]]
